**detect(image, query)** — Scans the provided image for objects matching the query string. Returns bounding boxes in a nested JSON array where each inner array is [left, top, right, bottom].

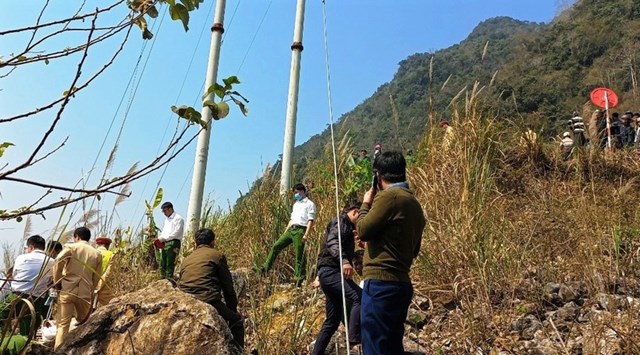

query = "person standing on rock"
[[258, 183, 315, 286], [94, 237, 115, 307], [158, 202, 185, 279], [178, 228, 244, 350], [356, 151, 426, 355], [52, 227, 103, 350], [312, 201, 362, 355]]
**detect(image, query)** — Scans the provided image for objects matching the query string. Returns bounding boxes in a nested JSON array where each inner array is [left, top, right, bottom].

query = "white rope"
[[321, 1, 351, 353]]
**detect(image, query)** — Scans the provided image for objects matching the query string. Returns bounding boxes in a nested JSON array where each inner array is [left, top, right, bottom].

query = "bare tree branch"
[[29, 137, 69, 167], [2, 176, 130, 196], [0, 1, 124, 36], [0, 24, 133, 123], [0, 126, 203, 220], [0, 13, 97, 179], [25, 0, 51, 50]]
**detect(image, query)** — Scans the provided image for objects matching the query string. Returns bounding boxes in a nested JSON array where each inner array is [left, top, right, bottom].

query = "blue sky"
[[0, 0, 565, 249]]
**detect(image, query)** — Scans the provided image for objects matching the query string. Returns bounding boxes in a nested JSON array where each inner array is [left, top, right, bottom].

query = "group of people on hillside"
[[256, 151, 426, 354], [0, 229, 115, 350], [0, 201, 187, 351], [560, 110, 640, 159], [1, 151, 425, 355]]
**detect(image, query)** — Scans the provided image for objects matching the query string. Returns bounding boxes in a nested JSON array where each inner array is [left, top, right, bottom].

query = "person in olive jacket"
[[178, 229, 244, 350], [357, 151, 426, 355]]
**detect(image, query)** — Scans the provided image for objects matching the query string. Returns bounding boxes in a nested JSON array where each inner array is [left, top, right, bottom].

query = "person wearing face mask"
[[258, 183, 316, 286]]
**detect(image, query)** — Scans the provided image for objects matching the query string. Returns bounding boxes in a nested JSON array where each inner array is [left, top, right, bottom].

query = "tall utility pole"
[[186, 0, 226, 234], [279, 0, 306, 194]]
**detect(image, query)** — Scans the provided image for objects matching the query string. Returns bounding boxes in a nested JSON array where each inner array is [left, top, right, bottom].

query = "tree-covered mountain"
[[287, 0, 640, 178]]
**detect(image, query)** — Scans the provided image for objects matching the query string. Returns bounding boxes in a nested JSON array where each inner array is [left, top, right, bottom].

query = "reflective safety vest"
[[97, 246, 114, 274]]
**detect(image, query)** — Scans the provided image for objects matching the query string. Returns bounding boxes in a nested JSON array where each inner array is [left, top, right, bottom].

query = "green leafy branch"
[[172, 75, 249, 128], [144, 187, 164, 236], [129, 0, 204, 39]]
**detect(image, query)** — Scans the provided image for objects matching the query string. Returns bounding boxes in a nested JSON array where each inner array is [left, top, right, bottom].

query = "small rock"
[[558, 284, 577, 303]]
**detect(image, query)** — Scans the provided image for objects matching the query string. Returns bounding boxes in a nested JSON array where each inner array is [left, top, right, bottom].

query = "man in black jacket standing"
[[312, 201, 362, 355]]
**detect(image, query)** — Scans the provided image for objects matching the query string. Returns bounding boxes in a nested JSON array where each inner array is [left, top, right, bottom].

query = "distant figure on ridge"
[[53, 227, 103, 350], [357, 151, 426, 355], [179, 228, 244, 350], [258, 183, 315, 286], [441, 121, 454, 150], [569, 111, 587, 147], [373, 143, 382, 161], [158, 202, 185, 279], [559, 132, 574, 160], [312, 201, 362, 355], [358, 149, 370, 164]]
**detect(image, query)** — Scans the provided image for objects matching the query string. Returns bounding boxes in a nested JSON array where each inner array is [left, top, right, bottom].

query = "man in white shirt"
[[12, 235, 54, 297], [259, 183, 315, 285], [158, 201, 185, 279], [8, 235, 55, 335]]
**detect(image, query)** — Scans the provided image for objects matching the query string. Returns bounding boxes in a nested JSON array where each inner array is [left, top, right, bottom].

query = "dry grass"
[[6, 89, 640, 353]]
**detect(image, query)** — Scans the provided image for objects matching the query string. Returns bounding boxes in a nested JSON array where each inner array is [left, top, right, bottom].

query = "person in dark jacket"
[[178, 229, 244, 350], [312, 202, 362, 355]]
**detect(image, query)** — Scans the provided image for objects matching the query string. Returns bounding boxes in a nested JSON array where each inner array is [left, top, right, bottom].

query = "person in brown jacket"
[[52, 227, 103, 350], [357, 151, 426, 355], [178, 228, 243, 350]]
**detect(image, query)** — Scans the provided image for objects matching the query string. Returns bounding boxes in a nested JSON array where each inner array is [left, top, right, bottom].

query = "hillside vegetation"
[[69, 0, 640, 353], [291, 0, 640, 178]]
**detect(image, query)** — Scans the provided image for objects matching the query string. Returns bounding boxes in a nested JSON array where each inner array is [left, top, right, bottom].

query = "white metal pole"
[[186, 0, 226, 234], [279, 0, 306, 194]]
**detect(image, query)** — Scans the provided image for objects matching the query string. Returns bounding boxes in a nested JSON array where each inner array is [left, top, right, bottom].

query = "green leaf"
[[169, 3, 190, 31], [171, 105, 206, 128], [62, 86, 78, 98], [0, 142, 14, 158], [96, 195, 101, 201], [179, 0, 195, 11], [153, 187, 164, 209], [203, 100, 220, 119], [202, 83, 226, 100], [144, 200, 152, 212], [222, 76, 241, 90], [216, 102, 230, 119], [16, 55, 27, 62], [147, 5, 159, 18], [44, 58, 49, 65], [16, 216, 23, 222]]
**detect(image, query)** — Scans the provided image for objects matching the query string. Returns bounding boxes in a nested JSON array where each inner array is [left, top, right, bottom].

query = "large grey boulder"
[[57, 280, 237, 355]]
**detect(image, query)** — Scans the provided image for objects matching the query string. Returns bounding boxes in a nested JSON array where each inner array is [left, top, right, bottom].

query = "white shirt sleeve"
[[307, 201, 316, 221]]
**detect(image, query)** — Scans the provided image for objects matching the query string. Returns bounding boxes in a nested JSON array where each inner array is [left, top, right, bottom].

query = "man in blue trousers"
[[357, 151, 426, 355]]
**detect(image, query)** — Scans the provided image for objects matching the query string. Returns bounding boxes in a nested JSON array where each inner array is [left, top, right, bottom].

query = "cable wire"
[[321, 0, 352, 353]]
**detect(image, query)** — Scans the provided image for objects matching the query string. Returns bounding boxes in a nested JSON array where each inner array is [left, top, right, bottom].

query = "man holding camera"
[[356, 151, 426, 355]]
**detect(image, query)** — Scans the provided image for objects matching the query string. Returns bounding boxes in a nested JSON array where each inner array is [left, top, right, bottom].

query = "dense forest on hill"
[[284, 0, 640, 180]]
